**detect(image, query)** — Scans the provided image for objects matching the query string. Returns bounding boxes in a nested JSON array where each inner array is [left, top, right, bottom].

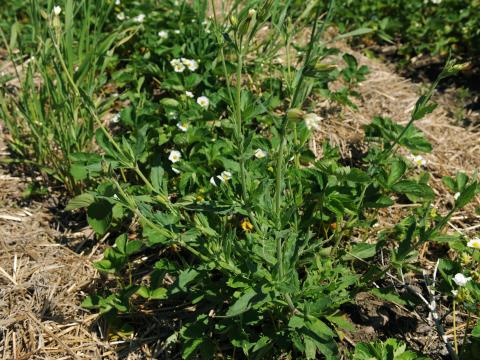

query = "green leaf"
[[115, 234, 128, 254], [344, 243, 377, 260], [87, 199, 113, 235], [455, 182, 477, 208], [334, 27, 373, 41], [387, 160, 407, 187], [392, 180, 435, 200], [150, 287, 168, 300], [137, 286, 150, 299], [150, 166, 165, 193], [345, 168, 371, 183], [430, 234, 461, 243], [66, 193, 95, 211], [160, 98, 180, 108], [226, 288, 257, 317], [442, 176, 456, 192], [326, 314, 355, 332], [371, 288, 407, 306], [472, 322, 480, 338], [126, 240, 143, 255], [412, 95, 437, 121]]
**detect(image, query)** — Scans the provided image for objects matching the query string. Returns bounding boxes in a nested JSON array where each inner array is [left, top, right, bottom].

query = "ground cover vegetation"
[[0, 0, 479, 359], [330, 0, 480, 69]]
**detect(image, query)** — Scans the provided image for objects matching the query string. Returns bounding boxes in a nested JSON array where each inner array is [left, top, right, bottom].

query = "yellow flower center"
[[241, 219, 254, 232]]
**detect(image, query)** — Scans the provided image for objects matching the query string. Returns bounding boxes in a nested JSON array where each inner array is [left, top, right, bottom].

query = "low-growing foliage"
[[330, 0, 480, 67]]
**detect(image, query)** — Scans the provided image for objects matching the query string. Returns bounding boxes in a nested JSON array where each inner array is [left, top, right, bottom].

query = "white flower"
[[452, 273, 471, 287], [181, 58, 199, 71], [117, 12, 126, 20], [248, 9, 256, 17], [304, 113, 322, 131], [411, 155, 427, 167], [158, 30, 168, 39], [174, 30, 181, 34], [254, 148, 267, 159], [53, 5, 62, 16], [185, 91, 194, 98], [209, 177, 217, 187], [431, 0, 442, 4], [177, 121, 189, 132], [217, 171, 232, 183], [451, 290, 458, 297], [197, 96, 209, 109], [111, 113, 121, 123], [171, 59, 185, 73], [172, 167, 181, 174], [454, 192, 461, 200], [115, 0, 121, 5], [113, 194, 120, 200], [467, 237, 480, 249], [133, 14, 145, 23], [168, 150, 182, 163]]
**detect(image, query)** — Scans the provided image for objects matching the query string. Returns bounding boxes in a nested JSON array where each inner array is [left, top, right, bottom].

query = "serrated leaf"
[[387, 160, 407, 187], [455, 182, 477, 208], [392, 180, 435, 200], [87, 199, 113, 235], [66, 193, 95, 211], [126, 240, 143, 255]]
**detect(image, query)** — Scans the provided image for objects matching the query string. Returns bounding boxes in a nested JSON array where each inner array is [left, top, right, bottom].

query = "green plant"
[[65, 1, 480, 358], [352, 338, 429, 360], [0, 0, 134, 192], [327, 0, 480, 67]]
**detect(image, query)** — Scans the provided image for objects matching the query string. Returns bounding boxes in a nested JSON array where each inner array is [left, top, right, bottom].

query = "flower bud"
[[287, 108, 304, 122], [229, 15, 238, 27]]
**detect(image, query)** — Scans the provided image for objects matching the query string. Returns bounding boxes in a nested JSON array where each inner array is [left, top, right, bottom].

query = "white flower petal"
[[452, 273, 471, 287], [197, 96, 209, 109], [304, 113, 322, 131], [53, 5, 62, 15], [254, 148, 267, 159], [177, 122, 189, 132], [168, 150, 182, 163], [467, 237, 480, 249]]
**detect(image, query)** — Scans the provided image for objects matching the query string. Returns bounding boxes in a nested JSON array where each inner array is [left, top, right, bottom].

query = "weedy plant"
[[0, 0, 135, 192]]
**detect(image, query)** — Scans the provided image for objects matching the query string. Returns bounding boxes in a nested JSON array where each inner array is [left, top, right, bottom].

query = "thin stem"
[[453, 300, 458, 353], [235, 48, 249, 203]]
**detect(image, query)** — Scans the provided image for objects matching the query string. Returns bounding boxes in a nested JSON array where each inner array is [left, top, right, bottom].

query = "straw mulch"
[[314, 43, 480, 234], [0, 130, 114, 359]]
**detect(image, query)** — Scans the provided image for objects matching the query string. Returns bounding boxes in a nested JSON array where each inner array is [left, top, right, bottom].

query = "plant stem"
[[235, 48, 249, 203], [453, 300, 458, 353]]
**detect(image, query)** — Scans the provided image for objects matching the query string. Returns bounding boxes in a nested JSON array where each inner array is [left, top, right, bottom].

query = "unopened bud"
[[229, 15, 238, 27], [248, 9, 256, 18], [287, 108, 304, 122]]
